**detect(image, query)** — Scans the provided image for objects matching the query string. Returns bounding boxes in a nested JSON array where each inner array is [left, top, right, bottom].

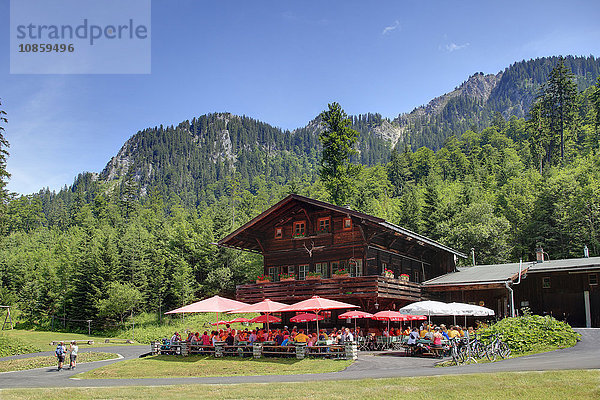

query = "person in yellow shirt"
[[294, 330, 309, 343], [419, 326, 428, 338], [448, 326, 459, 339]]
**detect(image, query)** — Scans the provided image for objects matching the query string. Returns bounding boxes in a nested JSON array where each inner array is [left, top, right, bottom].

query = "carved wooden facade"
[[218, 194, 466, 312]]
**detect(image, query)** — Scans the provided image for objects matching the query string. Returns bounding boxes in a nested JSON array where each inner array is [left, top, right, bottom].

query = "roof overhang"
[[217, 194, 466, 258]]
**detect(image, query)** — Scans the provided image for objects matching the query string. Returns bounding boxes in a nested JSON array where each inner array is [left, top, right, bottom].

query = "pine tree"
[[0, 99, 11, 233], [540, 57, 578, 162], [318, 102, 361, 205]]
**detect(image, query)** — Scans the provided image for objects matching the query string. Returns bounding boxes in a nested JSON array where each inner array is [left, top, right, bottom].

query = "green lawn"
[[0, 352, 119, 373], [78, 355, 352, 379], [1, 329, 139, 351], [1, 370, 599, 399]]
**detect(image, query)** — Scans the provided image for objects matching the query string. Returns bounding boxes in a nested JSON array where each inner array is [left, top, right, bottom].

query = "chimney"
[[584, 245, 589, 258], [536, 247, 545, 263]]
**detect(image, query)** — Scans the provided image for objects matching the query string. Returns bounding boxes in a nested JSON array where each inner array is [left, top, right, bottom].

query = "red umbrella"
[[249, 314, 282, 324], [279, 296, 358, 333], [165, 295, 250, 324], [338, 311, 374, 319], [210, 320, 230, 326], [228, 317, 251, 324], [371, 311, 408, 321], [291, 313, 324, 333], [229, 299, 288, 332], [405, 314, 427, 321], [290, 313, 324, 323], [371, 311, 409, 332], [338, 310, 374, 333]]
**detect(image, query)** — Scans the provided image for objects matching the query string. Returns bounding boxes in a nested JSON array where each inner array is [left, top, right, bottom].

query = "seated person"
[[275, 330, 284, 345], [225, 332, 234, 346], [248, 330, 257, 343], [281, 335, 290, 346], [424, 328, 434, 341], [448, 326, 459, 339], [407, 327, 419, 346], [294, 329, 309, 343], [201, 331, 211, 346], [432, 327, 444, 357], [307, 333, 317, 347], [344, 328, 354, 342], [318, 330, 328, 341]]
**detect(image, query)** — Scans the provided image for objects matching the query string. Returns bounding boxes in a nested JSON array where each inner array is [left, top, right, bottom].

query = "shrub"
[[478, 314, 580, 353]]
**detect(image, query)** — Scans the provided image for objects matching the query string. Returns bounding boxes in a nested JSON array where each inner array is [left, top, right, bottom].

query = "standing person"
[[55, 341, 66, 371], [69, 341, 79, 370]]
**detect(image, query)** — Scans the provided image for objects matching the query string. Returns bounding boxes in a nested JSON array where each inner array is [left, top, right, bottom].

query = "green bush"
[[0, 333, 41, 357], [478, 314, 580, 353]]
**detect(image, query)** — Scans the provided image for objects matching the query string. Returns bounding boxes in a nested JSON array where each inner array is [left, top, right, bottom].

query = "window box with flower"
[[383, 268, 394, 279], [400, 273, 409, 282], [256, 274, 272, 284], [307, 271, 322, 280], [333, 269, 349, 278], [279, 272, 296, 281]]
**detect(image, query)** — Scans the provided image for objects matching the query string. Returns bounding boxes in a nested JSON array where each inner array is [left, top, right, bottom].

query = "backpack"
[[55, 345, 64, 356]]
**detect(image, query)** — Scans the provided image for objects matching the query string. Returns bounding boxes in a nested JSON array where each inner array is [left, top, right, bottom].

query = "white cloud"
[[382, 20, 400, 35], [445, 42, 470, 52]]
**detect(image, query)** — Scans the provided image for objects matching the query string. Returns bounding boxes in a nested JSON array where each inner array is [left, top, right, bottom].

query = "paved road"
[[1, 329, 598, 388]]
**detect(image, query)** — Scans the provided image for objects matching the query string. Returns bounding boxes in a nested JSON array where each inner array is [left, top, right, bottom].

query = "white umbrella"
[[399, 300, 454, 316], [447, 302, 495, 317], [448, 302, 495, 325]]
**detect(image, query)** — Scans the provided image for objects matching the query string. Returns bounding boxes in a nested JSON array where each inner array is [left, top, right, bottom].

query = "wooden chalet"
[[218, 194, 466, 315]]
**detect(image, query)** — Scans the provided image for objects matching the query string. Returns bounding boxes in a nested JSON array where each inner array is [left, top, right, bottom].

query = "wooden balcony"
[[236, 276, 422, 305]]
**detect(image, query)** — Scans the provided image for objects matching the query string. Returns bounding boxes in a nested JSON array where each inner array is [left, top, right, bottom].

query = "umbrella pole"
[[266, 313, 270, 333], [315, 311, 319, 335]]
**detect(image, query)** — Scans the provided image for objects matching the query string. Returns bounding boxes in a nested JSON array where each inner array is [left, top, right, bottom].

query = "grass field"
[[1, 329, 138, 351], [78, 355, 352, 379], [1, 370, 598, 399], [0, 352, 119, 373]]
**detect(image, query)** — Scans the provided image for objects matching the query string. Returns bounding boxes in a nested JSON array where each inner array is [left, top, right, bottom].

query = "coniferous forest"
[[0, 56, 599, 331]]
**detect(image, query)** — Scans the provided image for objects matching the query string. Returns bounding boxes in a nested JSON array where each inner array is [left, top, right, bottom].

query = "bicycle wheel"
[[451, 345, 460, 365], [473, 342, 486, 358], [499, 342, 511, 359], [485, 345, 497, 362]]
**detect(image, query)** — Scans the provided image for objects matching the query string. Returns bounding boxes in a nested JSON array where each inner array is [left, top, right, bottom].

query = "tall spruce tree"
[[591, 76, 600, 133], [0, 99, 11, 232], [540, 58, 577, 162], [318, 102, 360, 205]]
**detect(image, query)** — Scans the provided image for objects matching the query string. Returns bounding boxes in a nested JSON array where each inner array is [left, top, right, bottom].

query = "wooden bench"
[[50, 340, 94, 346], [104, 339, 135, 344]]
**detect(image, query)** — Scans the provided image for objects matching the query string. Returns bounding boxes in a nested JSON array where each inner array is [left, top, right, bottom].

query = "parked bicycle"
[[484, 334, 511, 361]]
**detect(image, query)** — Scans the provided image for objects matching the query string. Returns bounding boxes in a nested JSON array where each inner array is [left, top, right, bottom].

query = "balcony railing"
[[236, 275, 421, 304]]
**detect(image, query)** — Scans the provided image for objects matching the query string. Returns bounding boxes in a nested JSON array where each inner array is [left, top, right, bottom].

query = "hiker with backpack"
[[55, 341, 66, 371]]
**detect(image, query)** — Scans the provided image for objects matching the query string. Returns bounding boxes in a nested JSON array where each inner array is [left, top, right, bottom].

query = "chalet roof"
[[527, 256, 600, 273], [422, 262, 526, 287], [217, 193, 466, 258], [422, 256, 600, 287]]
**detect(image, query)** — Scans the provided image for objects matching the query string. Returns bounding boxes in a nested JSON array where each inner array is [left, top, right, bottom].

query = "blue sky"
[[1, 0, 599, 194]]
